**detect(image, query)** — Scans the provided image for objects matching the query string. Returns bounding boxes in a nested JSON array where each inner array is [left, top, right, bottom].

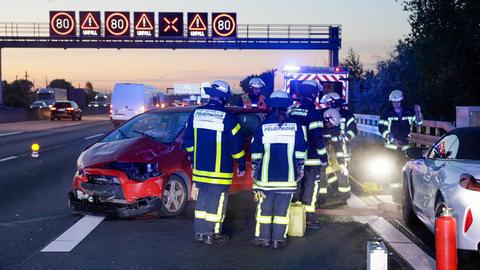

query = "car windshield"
[[457, 131, 480, 160], [54, 102, 72, 108], [102, 112, 190, 144]]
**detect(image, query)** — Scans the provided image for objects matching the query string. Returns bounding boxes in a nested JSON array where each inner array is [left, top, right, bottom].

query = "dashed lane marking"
[[84, 133, 104, 140], [63, 123, 82, 127], [0, 131, 23, 137], [0, 155, 18, 162], [41, 215, 105, 252]]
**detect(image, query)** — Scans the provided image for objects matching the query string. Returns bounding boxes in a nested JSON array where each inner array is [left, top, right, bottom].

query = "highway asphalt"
[[0, 118, 477, 269]]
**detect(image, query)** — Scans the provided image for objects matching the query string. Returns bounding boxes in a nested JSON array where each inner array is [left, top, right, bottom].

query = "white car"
[[110, 83, 164, 127], [402, 127, 480, 252]]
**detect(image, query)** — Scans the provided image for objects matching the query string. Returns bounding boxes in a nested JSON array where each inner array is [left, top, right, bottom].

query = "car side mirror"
[[406, 147, 427, 159]]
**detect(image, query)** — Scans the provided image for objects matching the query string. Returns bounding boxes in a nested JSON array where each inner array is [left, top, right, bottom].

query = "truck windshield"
[[102, 112, 190, 144], [38, 93, 53, 100]]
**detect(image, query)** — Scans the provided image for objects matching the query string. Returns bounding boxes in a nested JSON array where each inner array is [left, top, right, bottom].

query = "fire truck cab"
[[283, 66, 349, 106]]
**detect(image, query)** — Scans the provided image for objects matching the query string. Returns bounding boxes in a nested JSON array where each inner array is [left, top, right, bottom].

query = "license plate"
[[58, 109, 65, 112]]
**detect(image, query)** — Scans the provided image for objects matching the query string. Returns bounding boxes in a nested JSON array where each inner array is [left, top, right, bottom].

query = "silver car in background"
[[402, 127, 480, 252]]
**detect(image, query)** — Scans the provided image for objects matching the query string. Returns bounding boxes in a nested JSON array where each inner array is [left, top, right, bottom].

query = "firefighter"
[[319, 92, 358, 203], [238, 77, 267, 109], [289, 80, 327, 229], [322, 108, 351, 203], [377, 90, 423, 199], [249, 90, 307, 249], [183, 80, 246, 245]]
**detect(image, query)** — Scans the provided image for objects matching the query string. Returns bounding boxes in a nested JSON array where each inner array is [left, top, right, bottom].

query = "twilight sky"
[[1, 0, 410, 92]]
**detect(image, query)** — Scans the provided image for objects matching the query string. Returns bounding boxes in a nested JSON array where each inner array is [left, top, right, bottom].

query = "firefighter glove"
[[253, 190, 266, 202]]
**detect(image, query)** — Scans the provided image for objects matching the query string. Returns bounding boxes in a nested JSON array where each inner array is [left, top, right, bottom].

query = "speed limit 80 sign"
[[50, 11, 76, 37], [212, 13, 237, 38], [105, 12, 130, 37]]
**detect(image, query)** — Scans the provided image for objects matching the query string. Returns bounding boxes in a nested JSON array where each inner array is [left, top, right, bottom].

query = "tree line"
[[1, 79, 99, 108], [344, 0, 480, 121]]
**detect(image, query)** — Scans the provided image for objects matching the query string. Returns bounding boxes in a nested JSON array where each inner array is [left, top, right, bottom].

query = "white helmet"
[[266, 90, 292, 108], [320, 92, 341, 104], [203, 80, 232, 98], [389, 90, 403, 102], [249, 77, 265, 88], [323, 108, 341, 127]]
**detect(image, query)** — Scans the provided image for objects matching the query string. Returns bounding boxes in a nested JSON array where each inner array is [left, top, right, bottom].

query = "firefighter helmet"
[[323, 108, 341, 127], [249, 77, 265, 88], [320, 92, 341, 104], [203, 80, 232, 98], [266, 90, 292, 108], [389, 90, 403, 102]]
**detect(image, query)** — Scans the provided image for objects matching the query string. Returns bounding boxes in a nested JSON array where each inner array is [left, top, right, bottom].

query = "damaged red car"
[[69, 106, 267, 218]]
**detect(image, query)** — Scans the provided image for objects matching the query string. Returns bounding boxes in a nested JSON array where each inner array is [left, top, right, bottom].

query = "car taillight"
[[50, 107, 56, 110], [66, 107, 74, 111], [459, 173, 480, 191], [464, 208, 473, 233]]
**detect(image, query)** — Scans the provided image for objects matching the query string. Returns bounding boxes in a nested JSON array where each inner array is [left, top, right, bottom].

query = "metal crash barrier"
[[354, 113, 455, 147]]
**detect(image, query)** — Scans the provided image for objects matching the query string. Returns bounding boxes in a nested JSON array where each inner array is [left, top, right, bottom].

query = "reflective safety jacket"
[[239, 93, 267, 109], [183, 100, 246, 185], [319, 108, 358, 143], [289, 98, 327, 166], [250, 114, 307, 192], [378, 105, 423, 151]]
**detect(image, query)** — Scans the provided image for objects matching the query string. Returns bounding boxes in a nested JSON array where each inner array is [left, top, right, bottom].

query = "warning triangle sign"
[[135, 13, 154, 30], [81, 13, 100, 30], [189, 14, 207, 31]]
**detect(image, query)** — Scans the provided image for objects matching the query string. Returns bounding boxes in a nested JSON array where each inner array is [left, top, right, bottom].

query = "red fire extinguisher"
[[435, 207, 457, 270]]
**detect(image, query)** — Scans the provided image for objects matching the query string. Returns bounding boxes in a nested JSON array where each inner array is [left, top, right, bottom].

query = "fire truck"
[[283, 66, 349, 106]]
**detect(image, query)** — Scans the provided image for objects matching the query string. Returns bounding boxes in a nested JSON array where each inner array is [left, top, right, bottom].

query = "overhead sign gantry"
[[0, 11, 342, 106]]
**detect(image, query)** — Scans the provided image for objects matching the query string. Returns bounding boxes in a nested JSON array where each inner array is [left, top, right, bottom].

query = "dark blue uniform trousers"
[[194, 183, 229, 235], [255, 192, 293, 241]]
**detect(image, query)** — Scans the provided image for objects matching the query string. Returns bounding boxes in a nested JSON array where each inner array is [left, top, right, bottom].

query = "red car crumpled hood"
[[79, 137, 167, 168]]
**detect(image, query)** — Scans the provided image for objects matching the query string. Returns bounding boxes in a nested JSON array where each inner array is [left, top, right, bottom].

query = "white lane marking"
[[0, 156, 18, 162], [41, 215, 105, 252], [63, 123, 82, 127], [84, 133, 104, 140], [0, 131, 23, 137]]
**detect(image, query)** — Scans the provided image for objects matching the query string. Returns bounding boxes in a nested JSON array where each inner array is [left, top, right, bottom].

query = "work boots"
[[204, 233, 229, 245], [249, 237, 270, 247], [194, 233, 207, 243], [271, 240, 287, 249]]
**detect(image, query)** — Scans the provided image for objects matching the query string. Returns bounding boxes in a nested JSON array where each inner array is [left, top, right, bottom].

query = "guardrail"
[[354, 113, 455, 147]]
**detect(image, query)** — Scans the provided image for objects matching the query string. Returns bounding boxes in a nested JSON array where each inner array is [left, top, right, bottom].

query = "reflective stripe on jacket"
[[377, 105, 423, 149], [289, 98, 327, 166], [183, 100, 246, 185], [241, 93, 267, 109], [250, 114, 307, 192]]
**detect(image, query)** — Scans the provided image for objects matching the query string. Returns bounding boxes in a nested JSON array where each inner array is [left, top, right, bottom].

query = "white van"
[[110, 83, 164, 126]]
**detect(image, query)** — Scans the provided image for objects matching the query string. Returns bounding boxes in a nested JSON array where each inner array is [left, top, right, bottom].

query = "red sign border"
[[50, 11, 76, 36], [105, 12, 130, 37], [212, 13, 237, 37]]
